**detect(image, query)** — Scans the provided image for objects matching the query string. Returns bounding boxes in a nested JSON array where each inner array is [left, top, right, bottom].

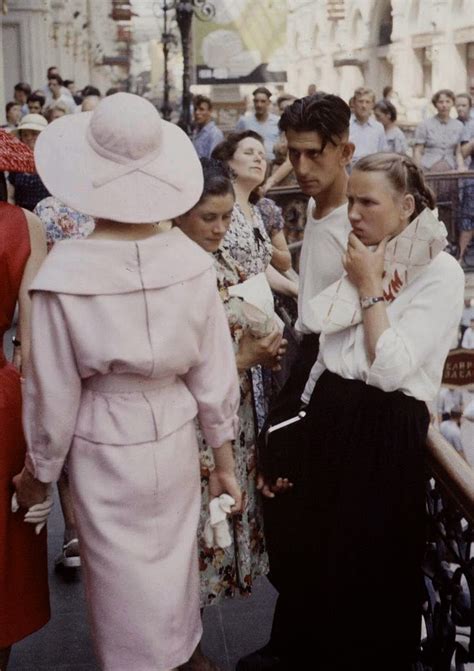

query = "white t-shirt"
[[302, 252, 465, 403], [440, 419, 464, 453], [296, 200, 351, 334]]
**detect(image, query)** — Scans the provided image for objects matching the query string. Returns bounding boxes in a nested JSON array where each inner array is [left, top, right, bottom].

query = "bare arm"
[[456, 143, 466, 171], [412, 145, 424, 168], [461, 139, 474, 159], [265, 263, 298, 298], [262, 158, 292, 192], [270, 229, 292, 272], [209, 441, 242, 512], [16, 211, 47, 370]]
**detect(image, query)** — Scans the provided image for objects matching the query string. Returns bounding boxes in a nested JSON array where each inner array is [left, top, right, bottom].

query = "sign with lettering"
[[194, 0, 287, 85], [442, 349, 474, 389]]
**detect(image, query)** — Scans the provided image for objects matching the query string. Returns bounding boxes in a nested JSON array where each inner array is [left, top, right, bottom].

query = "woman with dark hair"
[[262, 153, 464, 670], [212, 131, 297, 429], [374, 99, 408, 154], [176, 158, 285, 670], [413, 89, 465, 172], [212, 131, 296, 293]]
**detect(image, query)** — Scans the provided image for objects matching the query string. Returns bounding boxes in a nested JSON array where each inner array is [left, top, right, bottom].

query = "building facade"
[[0, 0, 133, 121], [287, 0, 474, 122]]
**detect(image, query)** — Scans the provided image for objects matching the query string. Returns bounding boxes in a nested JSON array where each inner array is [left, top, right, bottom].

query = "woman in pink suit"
[[13, 93, 242, 671]]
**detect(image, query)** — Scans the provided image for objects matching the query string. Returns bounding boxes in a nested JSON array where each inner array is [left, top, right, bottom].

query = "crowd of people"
[[0, 67, 473, 671]]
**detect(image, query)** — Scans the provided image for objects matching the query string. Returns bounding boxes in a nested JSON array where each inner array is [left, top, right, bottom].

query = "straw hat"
[[34, 93, 204, 223], [12, 114, 48, 134]]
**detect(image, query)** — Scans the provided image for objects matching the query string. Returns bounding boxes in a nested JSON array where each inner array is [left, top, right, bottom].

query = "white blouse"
[[302, 252, 464, 404]]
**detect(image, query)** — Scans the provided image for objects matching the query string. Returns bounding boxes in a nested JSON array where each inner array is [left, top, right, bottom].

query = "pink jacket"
[[23, 228, 240, 482]]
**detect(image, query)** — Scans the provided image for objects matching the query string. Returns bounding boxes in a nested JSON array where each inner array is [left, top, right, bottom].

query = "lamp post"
[[175, 0, 215, 134], [154, 1, 215, 131]]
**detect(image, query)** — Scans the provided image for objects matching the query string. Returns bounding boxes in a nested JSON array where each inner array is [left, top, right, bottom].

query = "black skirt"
[[267, 370, 430, 670]]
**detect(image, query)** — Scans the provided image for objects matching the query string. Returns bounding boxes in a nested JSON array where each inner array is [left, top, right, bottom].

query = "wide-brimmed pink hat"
[[34, 93, 203, 223]]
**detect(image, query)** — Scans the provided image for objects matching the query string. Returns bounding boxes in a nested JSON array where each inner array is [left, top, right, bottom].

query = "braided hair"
[[353, 153, 436, 220]]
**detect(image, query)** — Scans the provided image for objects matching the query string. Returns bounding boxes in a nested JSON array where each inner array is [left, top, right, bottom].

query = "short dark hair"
[[81, 85, 101, 98], [253, 86, 272, 99], [374, 99, 397, 122], [5, 101, 20, 115], [106, 87, 119, 96], [27, 92, 45, 107], [194, 94, 212, 110], [279, 92, 351, 151], [47, 66, 59, 77], [48, 73, 63, 85], [432, 89, 455, 105], [383, 85, 393, 98], [198, 157, 234, 203], [14, 82, 31, 95], [63, 79, 74, 88]]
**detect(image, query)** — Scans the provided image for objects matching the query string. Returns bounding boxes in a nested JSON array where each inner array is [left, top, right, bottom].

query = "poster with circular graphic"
[[194, 0, 287, 85]]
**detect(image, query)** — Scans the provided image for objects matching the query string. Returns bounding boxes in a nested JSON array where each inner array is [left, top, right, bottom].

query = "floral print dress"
[[197, 249, 269, 606], [222, 202, 273, 432]]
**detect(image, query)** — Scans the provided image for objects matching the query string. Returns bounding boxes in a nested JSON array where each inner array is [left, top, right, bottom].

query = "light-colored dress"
[[22, 228, 240, 671], [198, 249, 269, 606]]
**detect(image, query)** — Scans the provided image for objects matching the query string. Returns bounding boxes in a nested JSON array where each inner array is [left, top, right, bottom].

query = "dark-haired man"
[[192, 94, 223, 158], [1, 102, 22, 130], [45, 74, 76, 114], [14, 82, 31, 117], [236, 86, 280, 160], [237, 92, 355, 671], [27, 93, 45, 115]]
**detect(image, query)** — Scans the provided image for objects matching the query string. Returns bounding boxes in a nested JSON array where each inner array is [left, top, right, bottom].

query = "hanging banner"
[[194, 0, 287, 85]]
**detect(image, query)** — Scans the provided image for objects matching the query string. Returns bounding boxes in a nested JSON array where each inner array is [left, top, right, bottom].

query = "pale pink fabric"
[[22, 227, 240, 671]]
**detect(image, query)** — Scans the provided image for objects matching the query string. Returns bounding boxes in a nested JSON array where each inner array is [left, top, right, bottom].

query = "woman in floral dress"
[[212, 132, 297, 432], [175, 158, 285, 671]]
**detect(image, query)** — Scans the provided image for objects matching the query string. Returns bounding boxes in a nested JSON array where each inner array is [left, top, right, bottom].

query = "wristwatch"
[[360, 295, 385, 310]]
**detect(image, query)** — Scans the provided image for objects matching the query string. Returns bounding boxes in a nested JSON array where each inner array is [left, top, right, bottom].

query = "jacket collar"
[[31, 227, 213, 295]]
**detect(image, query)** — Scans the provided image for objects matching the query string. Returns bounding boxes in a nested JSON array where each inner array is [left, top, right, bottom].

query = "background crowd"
[[1, 67, 473, 671]]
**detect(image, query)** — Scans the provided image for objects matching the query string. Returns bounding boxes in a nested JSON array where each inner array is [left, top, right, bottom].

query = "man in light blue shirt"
[[349, 87, 388, 165], [235, 86, 280, 161], [192, 95, 224, 159]]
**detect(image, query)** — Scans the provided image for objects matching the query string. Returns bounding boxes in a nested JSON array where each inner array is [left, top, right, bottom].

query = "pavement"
[[8, 495, 277, 671]]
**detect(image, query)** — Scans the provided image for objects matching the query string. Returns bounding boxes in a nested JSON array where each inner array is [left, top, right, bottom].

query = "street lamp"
[[154, 1, 215, 131], [175, 0, 215, 134], [154, 1, 178, 121]]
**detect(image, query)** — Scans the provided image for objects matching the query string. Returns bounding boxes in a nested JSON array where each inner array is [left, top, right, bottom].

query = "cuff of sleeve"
[[26, 453, 64, 483], [201, 415, 239, 449], [366, 328, 411, 391]]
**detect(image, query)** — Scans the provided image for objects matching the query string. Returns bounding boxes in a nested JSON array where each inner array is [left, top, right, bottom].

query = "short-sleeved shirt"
[[414, 116, 464, 170], [235, 113, 280, 161], [385, 126, 408, 154], [255, 197, 284, 237], [349, 115, 388, 164], [192, 120, 224, 159], [8, 172, 50, 211]]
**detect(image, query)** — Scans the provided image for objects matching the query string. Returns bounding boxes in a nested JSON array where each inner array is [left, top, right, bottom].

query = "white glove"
[[11, 486, 54, 535], [203, 494, 235, 549]]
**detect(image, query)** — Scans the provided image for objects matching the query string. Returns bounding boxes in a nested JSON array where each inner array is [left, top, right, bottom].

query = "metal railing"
[[422, 428, 474, 670], [269, 171, 474, 268]]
